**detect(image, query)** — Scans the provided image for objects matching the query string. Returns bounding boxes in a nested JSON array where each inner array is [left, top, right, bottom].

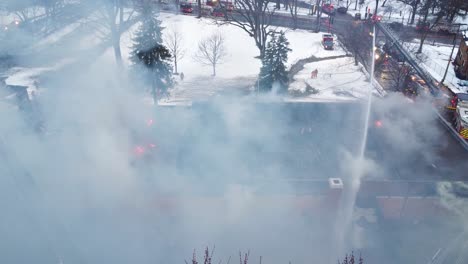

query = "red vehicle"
[[180, 2, 193, 13], [206, 0, 233, 11], [322, 34, 334, 50], [416, 20, 430, 32], [321, 3, 335, 15]]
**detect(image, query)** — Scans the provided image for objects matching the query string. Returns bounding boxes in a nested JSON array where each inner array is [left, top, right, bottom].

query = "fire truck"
[[448, 93, 468, 139], [322, 34, 334, 50], [454, 96, 468, 139]]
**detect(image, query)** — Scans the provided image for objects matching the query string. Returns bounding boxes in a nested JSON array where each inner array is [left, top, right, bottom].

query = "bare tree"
[[91, 0, 135, 66], [197, 0, 202, 18], [340, 23, 369, 67], [374, 0, 380, 15], [194, 33, 227, 76], [416, 0, 445, 53], [164, 27, 185, 74], [396, 0, 421, 24], [220, 0, 274, 58], [286, 0, 299, 29], [3, 0, 42, 23], [441, 0, 466, 22], [315, 0, 323, 32], [381, 59, 414, 92], [37, 0, 65, 20]]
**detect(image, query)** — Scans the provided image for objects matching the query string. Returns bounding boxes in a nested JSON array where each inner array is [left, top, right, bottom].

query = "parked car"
[[200, 5, 214, 15], [219, 1, 234, 11], [321, 3, 335, 15], [458, 80, 468, 87], [337, 6, 347, 14], [433, 21, 455, 34], [415, 20, 430, 32], [180, 2, 193, 13], [212, 7, 224, 17], [389, 21, 403, 31], [354, 13, 361, 20]]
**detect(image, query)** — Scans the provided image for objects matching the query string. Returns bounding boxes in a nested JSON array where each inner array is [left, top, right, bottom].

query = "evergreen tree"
[[130, 3, 173, 103], [257, 31, 291, 93], [270, 31, 291, 92], [258, 35, 276, 92]]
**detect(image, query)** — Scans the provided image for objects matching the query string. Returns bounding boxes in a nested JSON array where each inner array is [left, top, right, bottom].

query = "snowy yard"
[[288, 56, 374, 101], [4, 9, 380, 103], [106, 12, 371, 103], [117, 12, 347, 79], [405, 41, 468, 94]]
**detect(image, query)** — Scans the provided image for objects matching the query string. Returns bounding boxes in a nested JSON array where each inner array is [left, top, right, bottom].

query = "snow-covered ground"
[[118, 13, 346, 78], [101, 11, 376, 103], [4, 59, 75, 99], [3, 7, 381, 103], [346, 0, 413, 22], [404, 41, 468, 94], [288, 56, 375, 101], [1, 10, 124, 97]]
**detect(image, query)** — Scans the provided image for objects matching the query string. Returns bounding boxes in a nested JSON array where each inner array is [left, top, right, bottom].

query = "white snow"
[[288, 56, 376, 101], [5, 59, 74, 99], [119, 12, 348, 74], [3, 7, 381, 103], [405, 41, 468, 94], [346, 0, 413, 23], [105, 12, 357, 103]]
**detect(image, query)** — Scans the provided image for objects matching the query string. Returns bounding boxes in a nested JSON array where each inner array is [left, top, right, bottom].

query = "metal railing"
[[378, 22, 440, 95]]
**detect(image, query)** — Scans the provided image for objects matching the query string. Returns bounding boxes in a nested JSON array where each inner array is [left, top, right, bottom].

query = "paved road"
[[151, 101, 468, 182]]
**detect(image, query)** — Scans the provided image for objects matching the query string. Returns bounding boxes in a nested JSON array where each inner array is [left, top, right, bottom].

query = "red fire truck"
[[322, 34, 334, 50], [446, 93, 468, 139]]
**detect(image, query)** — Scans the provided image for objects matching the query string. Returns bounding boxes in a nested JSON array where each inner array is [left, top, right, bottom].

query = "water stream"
[[333, 23, 377, 261]]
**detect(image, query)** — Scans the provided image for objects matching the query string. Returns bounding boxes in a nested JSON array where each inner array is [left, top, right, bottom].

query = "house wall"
[[455, 35, 468, 80]]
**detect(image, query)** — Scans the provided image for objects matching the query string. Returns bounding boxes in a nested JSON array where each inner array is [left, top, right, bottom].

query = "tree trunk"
[[197, 0, 202, 17], [417, 10, 430, 53], [110, 22, 123, 66], [449, 11, 456, 23], [374, 0, 379, 16], [410, 5, 417, 24], [381, 0, 387, 7], [276, 0, 281, 9], [294, 0, 298, 29], [212, 64, 216, 76], [354, 53, 358, 66], [315, 0, 322, 32]]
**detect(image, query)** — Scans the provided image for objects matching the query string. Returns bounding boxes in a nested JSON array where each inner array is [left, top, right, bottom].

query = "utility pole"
[[441, 23, 466, 84]]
